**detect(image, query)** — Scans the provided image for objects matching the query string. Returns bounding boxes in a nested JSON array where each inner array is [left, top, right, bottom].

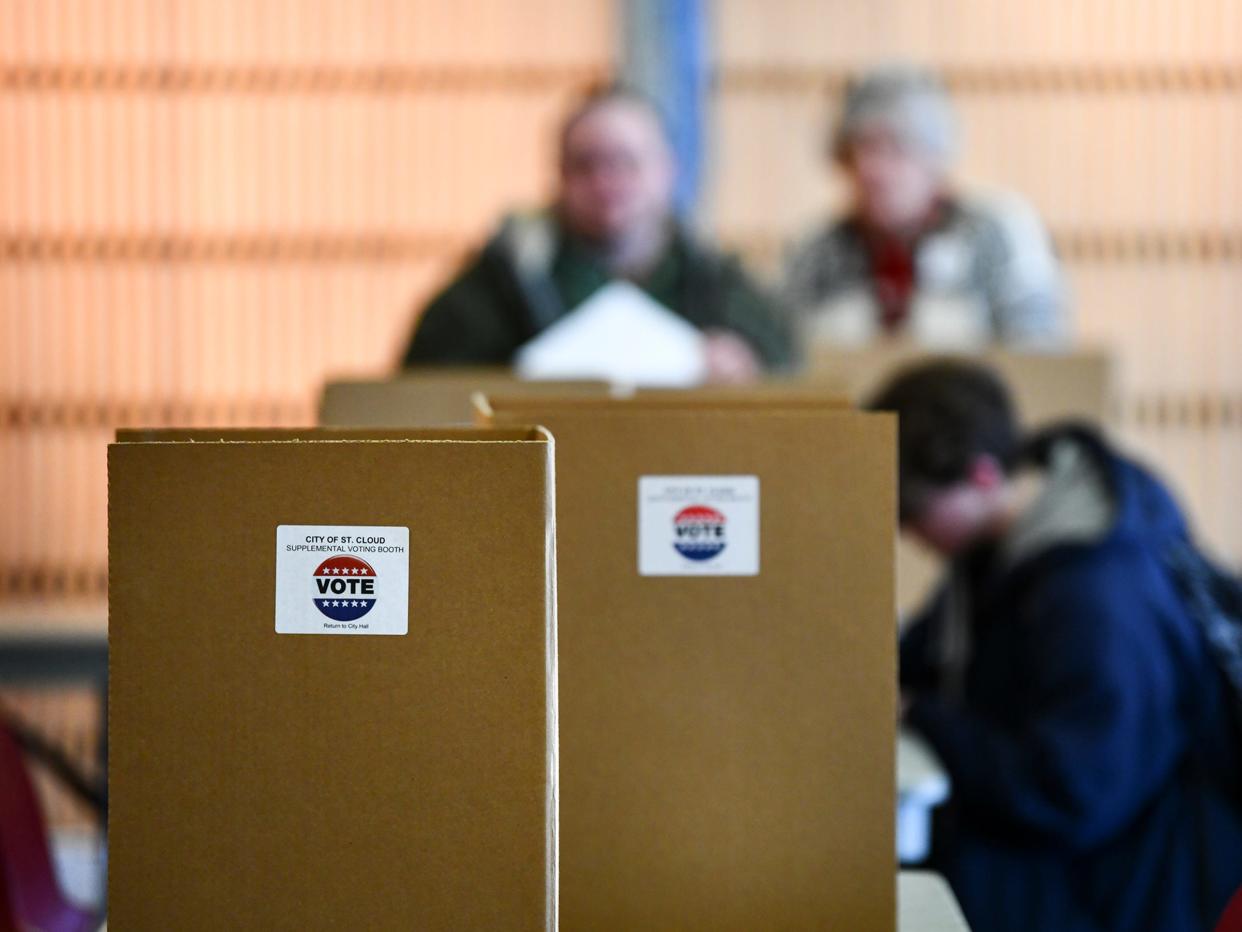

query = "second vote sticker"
[[638, 476, 760, 576]]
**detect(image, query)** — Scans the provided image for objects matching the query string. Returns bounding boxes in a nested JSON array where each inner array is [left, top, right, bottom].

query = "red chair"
[[0, 853, 19, 932], [0, 720, 97, 932], [1218, 884, 1242, 932]]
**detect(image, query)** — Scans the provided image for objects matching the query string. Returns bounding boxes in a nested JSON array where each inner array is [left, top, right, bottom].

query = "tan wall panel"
[[0, 262, 448, 403], [0, 92, 582, 232], [2, 0, 611, 67], [1, 0, 615, 608], [716, 0, 1242, 66]]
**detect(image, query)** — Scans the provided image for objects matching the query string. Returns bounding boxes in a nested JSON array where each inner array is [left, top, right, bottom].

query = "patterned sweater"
[[784, 190, 1069, 350]]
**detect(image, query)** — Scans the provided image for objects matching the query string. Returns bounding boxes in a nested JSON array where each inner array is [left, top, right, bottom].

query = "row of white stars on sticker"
[[318, 600, 372, 608], [320, 567, 370, 575]]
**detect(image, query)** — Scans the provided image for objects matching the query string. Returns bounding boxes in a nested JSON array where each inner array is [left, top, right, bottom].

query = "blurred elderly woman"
[[785, 65, 1068, 350]]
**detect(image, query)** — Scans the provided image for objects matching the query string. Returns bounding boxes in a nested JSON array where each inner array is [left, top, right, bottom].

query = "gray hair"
[[832, 65, 958, 167]]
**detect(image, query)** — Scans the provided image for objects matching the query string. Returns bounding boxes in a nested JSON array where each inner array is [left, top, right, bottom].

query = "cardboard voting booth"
[[319, 368, 608, 428], [109, 428, 558, 931], [478, 396, 897, 931]]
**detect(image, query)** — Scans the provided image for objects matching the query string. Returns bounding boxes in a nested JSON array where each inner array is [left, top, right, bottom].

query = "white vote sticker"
[[275, 525, 409, 635], [638, 476, 760, 576]]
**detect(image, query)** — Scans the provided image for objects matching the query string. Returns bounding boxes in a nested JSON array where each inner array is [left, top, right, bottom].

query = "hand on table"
[[703, 330, 762, 385]]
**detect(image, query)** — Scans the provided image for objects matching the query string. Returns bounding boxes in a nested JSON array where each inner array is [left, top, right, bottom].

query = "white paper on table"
[[514, 280, 708, 387]]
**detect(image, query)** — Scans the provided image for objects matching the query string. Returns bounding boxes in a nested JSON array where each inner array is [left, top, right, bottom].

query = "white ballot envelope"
[[515, 281, 708, 387]]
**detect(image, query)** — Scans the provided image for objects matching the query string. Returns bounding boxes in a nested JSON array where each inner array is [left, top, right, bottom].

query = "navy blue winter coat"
[[902, 427, 1242, 932]]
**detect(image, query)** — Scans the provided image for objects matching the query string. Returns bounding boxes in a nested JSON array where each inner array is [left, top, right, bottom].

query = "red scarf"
[[863, 199, 948, 334]]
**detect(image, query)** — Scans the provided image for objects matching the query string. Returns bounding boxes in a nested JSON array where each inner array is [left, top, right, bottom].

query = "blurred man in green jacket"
[[402, 87, 791, 381]]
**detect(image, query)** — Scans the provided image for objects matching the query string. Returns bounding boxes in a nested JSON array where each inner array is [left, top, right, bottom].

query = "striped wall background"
[[0, 0, 613, 602], [709, 0, 1242, 568]]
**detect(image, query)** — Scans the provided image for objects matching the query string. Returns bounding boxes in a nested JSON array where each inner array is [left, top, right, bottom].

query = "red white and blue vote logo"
[[313, 555, 377, 621], [672, 505, 727, 561]]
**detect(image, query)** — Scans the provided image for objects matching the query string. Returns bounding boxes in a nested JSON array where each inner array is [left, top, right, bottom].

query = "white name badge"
[[275, 525, 410, 635], [638, 476, 760, 577]]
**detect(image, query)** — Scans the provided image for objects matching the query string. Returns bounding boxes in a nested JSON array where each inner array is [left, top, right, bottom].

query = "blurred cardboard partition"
[[807, 344, 1115, 428], [631, 376, 851, 408], [109, 428, 557, 931], [319, 367, 609, 427], [114, 426, 547, 443], [480, 394, 896, 932]]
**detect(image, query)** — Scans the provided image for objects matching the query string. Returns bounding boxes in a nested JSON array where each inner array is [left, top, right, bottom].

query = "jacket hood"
[[1008, 425, 1189, 568]]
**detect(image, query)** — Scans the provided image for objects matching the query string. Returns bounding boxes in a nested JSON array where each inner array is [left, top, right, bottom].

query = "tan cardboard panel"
[[319, 368, 609, 427], [483, 401, 897, 931], [109, 437, 556, 930], [631, 381, 851, 407], [807, 344, 1114, 427], [115, 426, 547, 443], [475, 390, 850, 421]]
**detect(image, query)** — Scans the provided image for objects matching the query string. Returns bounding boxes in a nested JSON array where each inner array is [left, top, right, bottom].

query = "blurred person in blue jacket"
[[871, 360, 1242, 932], [787, 66, 1068, 350]]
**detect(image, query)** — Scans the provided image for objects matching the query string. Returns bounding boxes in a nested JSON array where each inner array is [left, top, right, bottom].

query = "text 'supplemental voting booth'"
[[319, 367, 610, 427], [109, 428, 557, 931], [477, 395, 897, 931], [808, 345, 1114, 615]]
